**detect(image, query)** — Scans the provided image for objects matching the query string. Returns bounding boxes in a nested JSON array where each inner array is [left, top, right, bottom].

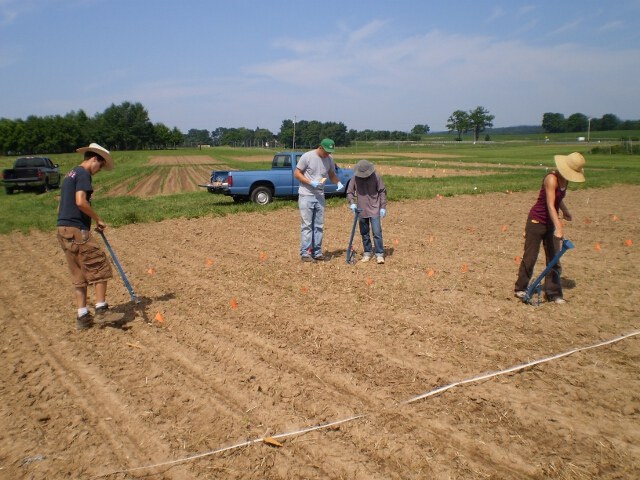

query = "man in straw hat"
[[347, 159, 388, 264], [57, 143, 119, 330], [514, 152, 586, 304]]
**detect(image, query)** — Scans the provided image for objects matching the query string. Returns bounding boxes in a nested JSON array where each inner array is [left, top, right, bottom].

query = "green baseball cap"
[[320, 138, 335, 153]]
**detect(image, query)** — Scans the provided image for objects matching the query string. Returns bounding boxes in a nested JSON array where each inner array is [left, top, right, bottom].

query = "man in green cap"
[[294, 138, 344, 262]]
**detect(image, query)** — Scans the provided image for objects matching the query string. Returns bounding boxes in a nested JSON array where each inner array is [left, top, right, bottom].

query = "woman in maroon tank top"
[[514, 152, 586, 303]]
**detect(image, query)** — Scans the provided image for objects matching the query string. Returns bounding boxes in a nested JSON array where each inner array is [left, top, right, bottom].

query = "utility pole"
[[293, 115, 296, 149]]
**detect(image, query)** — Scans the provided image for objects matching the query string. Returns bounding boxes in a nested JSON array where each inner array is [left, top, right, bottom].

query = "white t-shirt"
[[296, 149, 336, 197]]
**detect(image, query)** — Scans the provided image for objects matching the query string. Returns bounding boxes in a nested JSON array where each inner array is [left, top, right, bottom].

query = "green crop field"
[[1, 137, 638, 235]]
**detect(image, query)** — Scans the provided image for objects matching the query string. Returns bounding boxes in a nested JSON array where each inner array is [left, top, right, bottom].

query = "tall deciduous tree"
[[447, 110, 470, 141], [468, 106, 494, 142], [411, 124, 430, 135], [542, 113, 566, 133], [566, 113, 588, 133], [599, 113, 621, 131]]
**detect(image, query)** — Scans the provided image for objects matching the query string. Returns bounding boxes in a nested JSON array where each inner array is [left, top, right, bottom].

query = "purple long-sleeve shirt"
[[346, 172, 387, 218]]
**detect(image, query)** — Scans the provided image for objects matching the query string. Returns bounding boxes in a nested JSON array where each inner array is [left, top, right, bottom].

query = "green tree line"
[[542, 113, 640, 134], [0, 101, 183, 155], [3, 99, 638, 156]]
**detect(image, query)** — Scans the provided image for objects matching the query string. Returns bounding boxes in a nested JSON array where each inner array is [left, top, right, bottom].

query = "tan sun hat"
[[77, 143, 113, 171], [354, 159, 375, 178], [554, 152, 585, 183]]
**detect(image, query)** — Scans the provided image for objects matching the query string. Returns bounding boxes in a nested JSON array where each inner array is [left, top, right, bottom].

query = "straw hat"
[[77, 143, 113, 171], [554, 152, 585, 183]]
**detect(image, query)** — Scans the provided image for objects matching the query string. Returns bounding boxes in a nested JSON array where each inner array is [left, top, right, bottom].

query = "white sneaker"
[[376, 256, 385, 264], [514, 291, 526, 299], [361, 255, 372, 262]]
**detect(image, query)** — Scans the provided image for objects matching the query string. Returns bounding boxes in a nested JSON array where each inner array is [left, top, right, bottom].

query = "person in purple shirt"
[[347, 159, 388, 264], [514, 152, 586, 303]]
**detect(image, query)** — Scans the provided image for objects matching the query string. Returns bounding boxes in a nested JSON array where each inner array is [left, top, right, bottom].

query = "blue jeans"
[[299, 195, 325, 257], [359, 216, 384, 257]]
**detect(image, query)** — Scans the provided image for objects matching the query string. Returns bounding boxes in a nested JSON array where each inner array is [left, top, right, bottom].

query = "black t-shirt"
[[57, 166, 93, 229]]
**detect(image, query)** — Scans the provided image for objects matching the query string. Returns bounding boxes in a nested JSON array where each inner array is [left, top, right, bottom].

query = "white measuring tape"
[[94, 330, 639, 478]]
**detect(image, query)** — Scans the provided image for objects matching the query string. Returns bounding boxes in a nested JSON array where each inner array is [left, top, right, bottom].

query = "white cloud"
[[598, 20, 624, 32]]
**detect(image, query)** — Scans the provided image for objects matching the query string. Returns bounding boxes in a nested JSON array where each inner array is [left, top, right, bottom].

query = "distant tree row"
[[3, 100, 638, 156], [542, 113, 640, 134], [0, 102, 183, 155], [184, 121, 432, 149]]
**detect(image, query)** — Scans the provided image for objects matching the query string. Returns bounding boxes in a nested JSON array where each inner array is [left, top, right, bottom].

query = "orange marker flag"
[[230, 297, 238, 309], [595, 242, 602, 252], [514, 255, 521, 264], [147, 268, 156, 275], [501, 225, 508, 232], [259, 252, 268, 261], [625, 239, 633, 247], [461, 263, 469, 273], [393, 238, 399, 246], [612, 215, 620, 221], [365, 278, 374, 286], [206, 258, 214, 267], [154, 312, 165, 323], [300, 286, 308, 294], [426, 268, 435, 277], [427, 235, 435, 244], [583, 217, 591, 225]]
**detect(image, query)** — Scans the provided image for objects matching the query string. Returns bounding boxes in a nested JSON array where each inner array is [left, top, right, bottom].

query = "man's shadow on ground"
[[97, 293, 175, 330]]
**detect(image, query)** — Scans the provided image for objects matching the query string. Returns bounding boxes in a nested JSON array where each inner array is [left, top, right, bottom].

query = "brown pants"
[[57, 227, 113, 288], [514, 218, 563, 298]]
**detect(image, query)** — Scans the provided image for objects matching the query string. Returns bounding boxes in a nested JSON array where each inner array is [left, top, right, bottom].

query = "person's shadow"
[[98, 293, 176, 330]]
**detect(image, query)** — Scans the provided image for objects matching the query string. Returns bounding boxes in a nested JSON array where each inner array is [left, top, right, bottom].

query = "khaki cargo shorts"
[[57, 227, 113, 287]]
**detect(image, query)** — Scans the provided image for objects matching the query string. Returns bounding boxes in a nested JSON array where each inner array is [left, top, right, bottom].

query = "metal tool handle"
[[524, 238, 574, 304], [346, 209, 361, 264], [99, 230, 140, 304]]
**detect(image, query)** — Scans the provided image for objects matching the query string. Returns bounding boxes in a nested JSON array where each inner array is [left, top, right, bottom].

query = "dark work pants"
[[515, 218, 563, 299]]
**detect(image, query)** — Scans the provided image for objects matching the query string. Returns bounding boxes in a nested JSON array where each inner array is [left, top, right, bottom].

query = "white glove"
[[336, 181, 344, 192]]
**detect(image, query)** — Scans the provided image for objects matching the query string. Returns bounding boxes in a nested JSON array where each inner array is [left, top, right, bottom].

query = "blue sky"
[[1, 0, 639, 133]]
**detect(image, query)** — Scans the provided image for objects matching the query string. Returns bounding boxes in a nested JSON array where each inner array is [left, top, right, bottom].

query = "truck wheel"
[[5, 187, 14, 195], [250, 186, 273, 205]]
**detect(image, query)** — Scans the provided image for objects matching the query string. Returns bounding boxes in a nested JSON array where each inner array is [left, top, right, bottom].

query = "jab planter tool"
[[98, 230, 140, 304], [346, 209, 361, 264], [523, 238, 574, 305]]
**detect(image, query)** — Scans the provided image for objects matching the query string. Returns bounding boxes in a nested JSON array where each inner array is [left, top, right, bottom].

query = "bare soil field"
[[108, 153, 505, 199], [1, 181, 639, 479]]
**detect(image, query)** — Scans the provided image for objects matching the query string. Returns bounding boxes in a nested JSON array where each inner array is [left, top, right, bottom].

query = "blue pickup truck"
[[200, 152, 354, 205]]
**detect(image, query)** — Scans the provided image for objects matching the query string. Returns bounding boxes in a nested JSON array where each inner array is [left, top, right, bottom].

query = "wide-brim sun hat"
[[354, 159, 375, 178], [77, 143, 113, 171], [554, 152, 585, 183], [319, 138, 335, 153]]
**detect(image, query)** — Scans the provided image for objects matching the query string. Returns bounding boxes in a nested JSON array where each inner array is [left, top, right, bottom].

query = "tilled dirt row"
[[0, 186, 638, 479]]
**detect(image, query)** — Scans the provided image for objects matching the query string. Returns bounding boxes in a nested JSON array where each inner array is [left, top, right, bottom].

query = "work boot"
[[76, 312, 94, 331]]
